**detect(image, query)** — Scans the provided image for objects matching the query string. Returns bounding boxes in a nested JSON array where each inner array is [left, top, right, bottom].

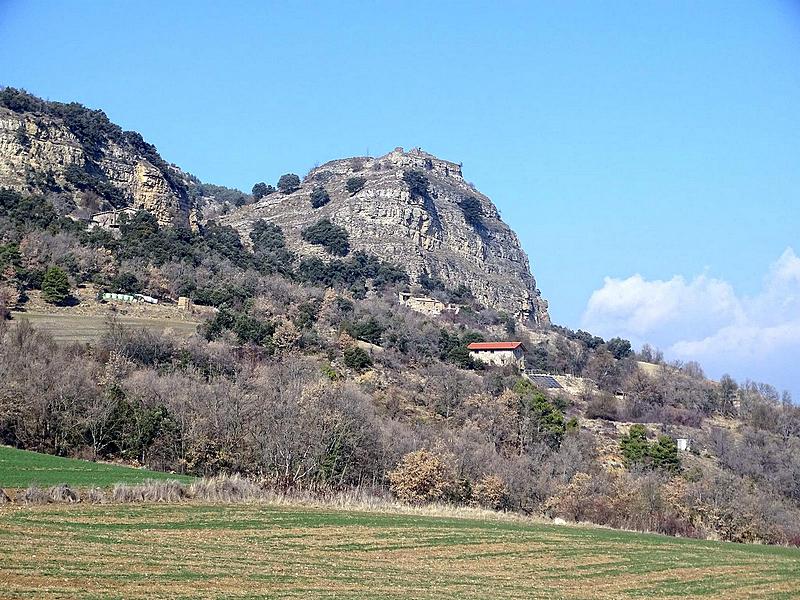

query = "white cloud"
[[581, 247, 800, 394]]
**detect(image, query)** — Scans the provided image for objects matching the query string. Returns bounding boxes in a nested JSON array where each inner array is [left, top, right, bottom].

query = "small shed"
[[467, 341, 526, 369]]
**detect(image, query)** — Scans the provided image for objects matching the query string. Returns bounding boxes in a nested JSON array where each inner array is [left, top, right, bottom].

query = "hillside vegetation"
[[0, 93, 799, 548]]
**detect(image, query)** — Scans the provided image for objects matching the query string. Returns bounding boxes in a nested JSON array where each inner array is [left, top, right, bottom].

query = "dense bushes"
[[343, 346, 372, 370], [277, 173, 301, 194], [346, 317, 385, 345], [388, 449, 454, 504], [310, 186, 330, 208], [64, 164, 128, 207], [190, 182, 250, 207], [251, 182, 272, 200], [204, 308, 275, 347], [2, 314, 800, 545], [249, 219, 293, 274], [0, 188, 81, 233], [301, 218, 350, 256], [403, 170, 428, 197], [345, 177, 366, 195], [620, 425, 680, 472], [459, 197, 483, 228], [297, 252, 407, 291]]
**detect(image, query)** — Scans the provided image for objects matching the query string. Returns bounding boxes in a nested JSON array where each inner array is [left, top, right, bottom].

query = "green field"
[[0, 445, 194, 488], [10, 311, 199, 343], [1, 503, 798, 599]]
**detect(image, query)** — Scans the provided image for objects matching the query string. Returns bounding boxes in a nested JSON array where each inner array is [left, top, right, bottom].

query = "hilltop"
[[223, 148, 549, 324]]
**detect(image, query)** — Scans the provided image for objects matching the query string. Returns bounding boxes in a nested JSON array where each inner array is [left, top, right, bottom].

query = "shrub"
[[345, 177, 366, 195], [585, 394, 619, 421], [301, 218, 350, 256], [620, 425, 680, 473], [606, 337, 633, 359], [310, 186, 331, 208], [111, 480, 188, 503], [346, 317, 385, 345], [388, 449, 453, 504], [277, 173, 301, 194], [203, 224, 249, 266], [49, 483, 79, 503], [189, 474, 263, 502], [41, 266, 70, 304], [252, 182, 270, 200], [459, 196, 483, 228], [250, 220, 287, 252], [403, 170, 429, 197], [0, 488, 11, 504], [343, 346, 372, 370], [21, 485, 49, 504], [108, 271, 141, 294], [86, 487, 106, 503], [204, 308, 275, 346], [438, 329, 483, 369], [472, 475, 509, 510]]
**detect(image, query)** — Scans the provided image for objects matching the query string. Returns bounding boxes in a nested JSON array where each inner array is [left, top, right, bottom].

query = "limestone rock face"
[[223, 148, 550, 325], [0, 106, 192, 227]]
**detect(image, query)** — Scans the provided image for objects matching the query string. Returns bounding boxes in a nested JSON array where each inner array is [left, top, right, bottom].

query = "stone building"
[[467, 341, 527, 369], [398, 291, 461, 316]]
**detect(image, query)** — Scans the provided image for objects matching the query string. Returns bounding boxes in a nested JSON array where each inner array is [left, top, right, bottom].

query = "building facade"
[[467, 341, 526, 369], [398, 291, 461, 316]]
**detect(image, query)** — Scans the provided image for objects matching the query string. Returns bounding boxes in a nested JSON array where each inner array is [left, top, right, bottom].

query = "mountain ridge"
[[0, 88, 549, 324]]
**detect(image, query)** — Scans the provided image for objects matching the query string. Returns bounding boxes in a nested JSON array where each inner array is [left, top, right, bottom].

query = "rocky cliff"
[[0, 88, 194, 227], [0, 90, 549, 324], [223, 147, 550, 325]]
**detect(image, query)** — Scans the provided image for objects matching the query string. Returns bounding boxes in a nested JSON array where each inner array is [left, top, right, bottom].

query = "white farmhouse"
[[467, 341, 526, 369]]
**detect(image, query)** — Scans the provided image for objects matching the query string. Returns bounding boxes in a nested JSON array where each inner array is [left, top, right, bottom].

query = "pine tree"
[[41, 266, 70, 304]]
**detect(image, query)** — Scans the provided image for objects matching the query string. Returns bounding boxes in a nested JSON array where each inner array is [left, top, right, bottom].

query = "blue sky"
[[1, 1, 799, 395]]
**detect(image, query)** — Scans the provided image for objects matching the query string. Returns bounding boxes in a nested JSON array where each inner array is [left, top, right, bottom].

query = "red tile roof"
[[467, 341, 524, 351]]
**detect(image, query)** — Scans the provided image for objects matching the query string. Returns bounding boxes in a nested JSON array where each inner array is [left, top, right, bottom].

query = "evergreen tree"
[[252, 182, 269, 200], [606, 337, 633, 359], [310, 186, 331, 208], [620, 424, 680, 473], [345, 177, 367, 196], [277, 174, 301, 194], [41, 266, 70, 304], [620, 424, 650, 467], [344, 346, 372, 370], [650, 436, 680, 472]]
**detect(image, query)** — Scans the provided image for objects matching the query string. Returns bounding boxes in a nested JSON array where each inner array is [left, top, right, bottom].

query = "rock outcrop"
[[0, 90, 549, 324], [223, 147, 550, 325], [0, 92, 193, 227]]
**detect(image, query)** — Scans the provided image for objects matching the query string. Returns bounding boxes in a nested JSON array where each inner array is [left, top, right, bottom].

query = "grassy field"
[[1, 503, 799, 599], [0, 445, 194, 488], [9, 311, 199, 343]]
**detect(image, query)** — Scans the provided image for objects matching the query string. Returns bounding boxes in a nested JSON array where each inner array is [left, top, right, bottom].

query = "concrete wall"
[[470, 348, 525, 369]]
